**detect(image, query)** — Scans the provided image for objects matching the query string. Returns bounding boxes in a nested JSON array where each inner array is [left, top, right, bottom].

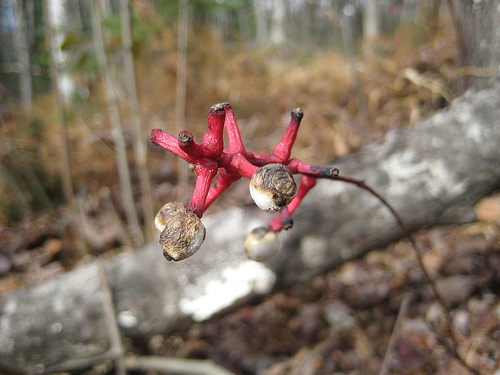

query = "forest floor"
[[145, 196, 500, 375], [1, 195, 500, 375]]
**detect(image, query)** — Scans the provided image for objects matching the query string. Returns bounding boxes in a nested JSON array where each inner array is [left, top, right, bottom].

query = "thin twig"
[[42, 0, 89, 258], [379, 292, 412, 375], [99, 187, 134, 248], [97, 263, 127, 375], [124, 355, 237, 375], [291, 330, 341, 375]]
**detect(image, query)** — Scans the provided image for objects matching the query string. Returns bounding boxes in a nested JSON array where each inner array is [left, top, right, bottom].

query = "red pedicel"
[[152, 104, 337, 233]]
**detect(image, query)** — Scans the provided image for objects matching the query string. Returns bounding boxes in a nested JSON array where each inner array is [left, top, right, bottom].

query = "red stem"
[[249, 153, 273, 167], [186, 161, 218, 217], [220, 152, 259, 179], [151, 129, 196, 164], [269, 108, 303, 163], [201, 103, 226, 159], [326, 173, 478, 374], [279, 206, 293, 230], [204, 169, 241, 210], [224, 104, 246, 154], [287, 159, 339, 178], [269, 174, 316, 231], [178, 130, 204, 161]]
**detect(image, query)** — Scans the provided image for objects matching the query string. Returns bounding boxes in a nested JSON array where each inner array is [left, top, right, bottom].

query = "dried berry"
[[157, 202, 206, 261], [155, 201, 187, 232], [249, 164, 297, 212], [244, 226, 280, 262]]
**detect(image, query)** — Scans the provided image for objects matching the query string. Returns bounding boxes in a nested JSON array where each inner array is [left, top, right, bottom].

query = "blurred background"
[[0, 0, 498, 290]]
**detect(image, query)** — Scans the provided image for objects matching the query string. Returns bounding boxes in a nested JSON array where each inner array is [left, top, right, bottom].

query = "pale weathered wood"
[[1, 84, 500, 373]]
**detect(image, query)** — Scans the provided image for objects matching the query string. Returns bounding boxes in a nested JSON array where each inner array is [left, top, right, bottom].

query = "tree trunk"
[[311, 2, 370, 143], [120, 0, 155, 242], [43, 0, 88, 257], [235, 5, 251, 41], [175, 0, 190, 202], [363, 0, 379, 40], [446, 0, 500, 92], [270, 0, 285, 46], [2, 83, 500, 372], [343, 23, 369, 142], [90, 0, 144, 248], [252, 0, 267, 46], [42, 0, 73, 206], [44, 0, 76, 103], [12, 0, 31, 112]]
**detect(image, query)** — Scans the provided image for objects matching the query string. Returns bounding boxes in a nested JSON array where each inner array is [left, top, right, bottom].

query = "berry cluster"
[[151, 103, 339, 262], [151, 103, 479, 375]]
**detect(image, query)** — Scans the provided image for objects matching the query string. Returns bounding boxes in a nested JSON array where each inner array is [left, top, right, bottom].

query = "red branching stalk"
[[187, 162, 218, 217], [204, 169, 241, 210], [268, 174, 317, 232], [269, 108, 303, 163], [151, 104, 304, 224], [151, 102, 478, 375], [151, 105, 327, 228], [178, 130, 204, 160], [224, 104, 246, 154], [151, 129, 196, 164], [201, 104, 226, 159]]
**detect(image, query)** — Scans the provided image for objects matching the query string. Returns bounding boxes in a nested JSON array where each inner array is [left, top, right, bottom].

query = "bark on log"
[[1, 84, 500, 373]]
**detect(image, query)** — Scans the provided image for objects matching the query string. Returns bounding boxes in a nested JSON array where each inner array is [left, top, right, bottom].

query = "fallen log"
[[1, 83, 500, 373]]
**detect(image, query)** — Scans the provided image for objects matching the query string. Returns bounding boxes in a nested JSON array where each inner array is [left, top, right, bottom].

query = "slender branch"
[[187, 162, 218, 217], [309, 0, 370, 143], [331, 175, 447, 305], [379, 293, 412, 375], [445, 0, 469, 91], [324, 173, 479, 375]]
